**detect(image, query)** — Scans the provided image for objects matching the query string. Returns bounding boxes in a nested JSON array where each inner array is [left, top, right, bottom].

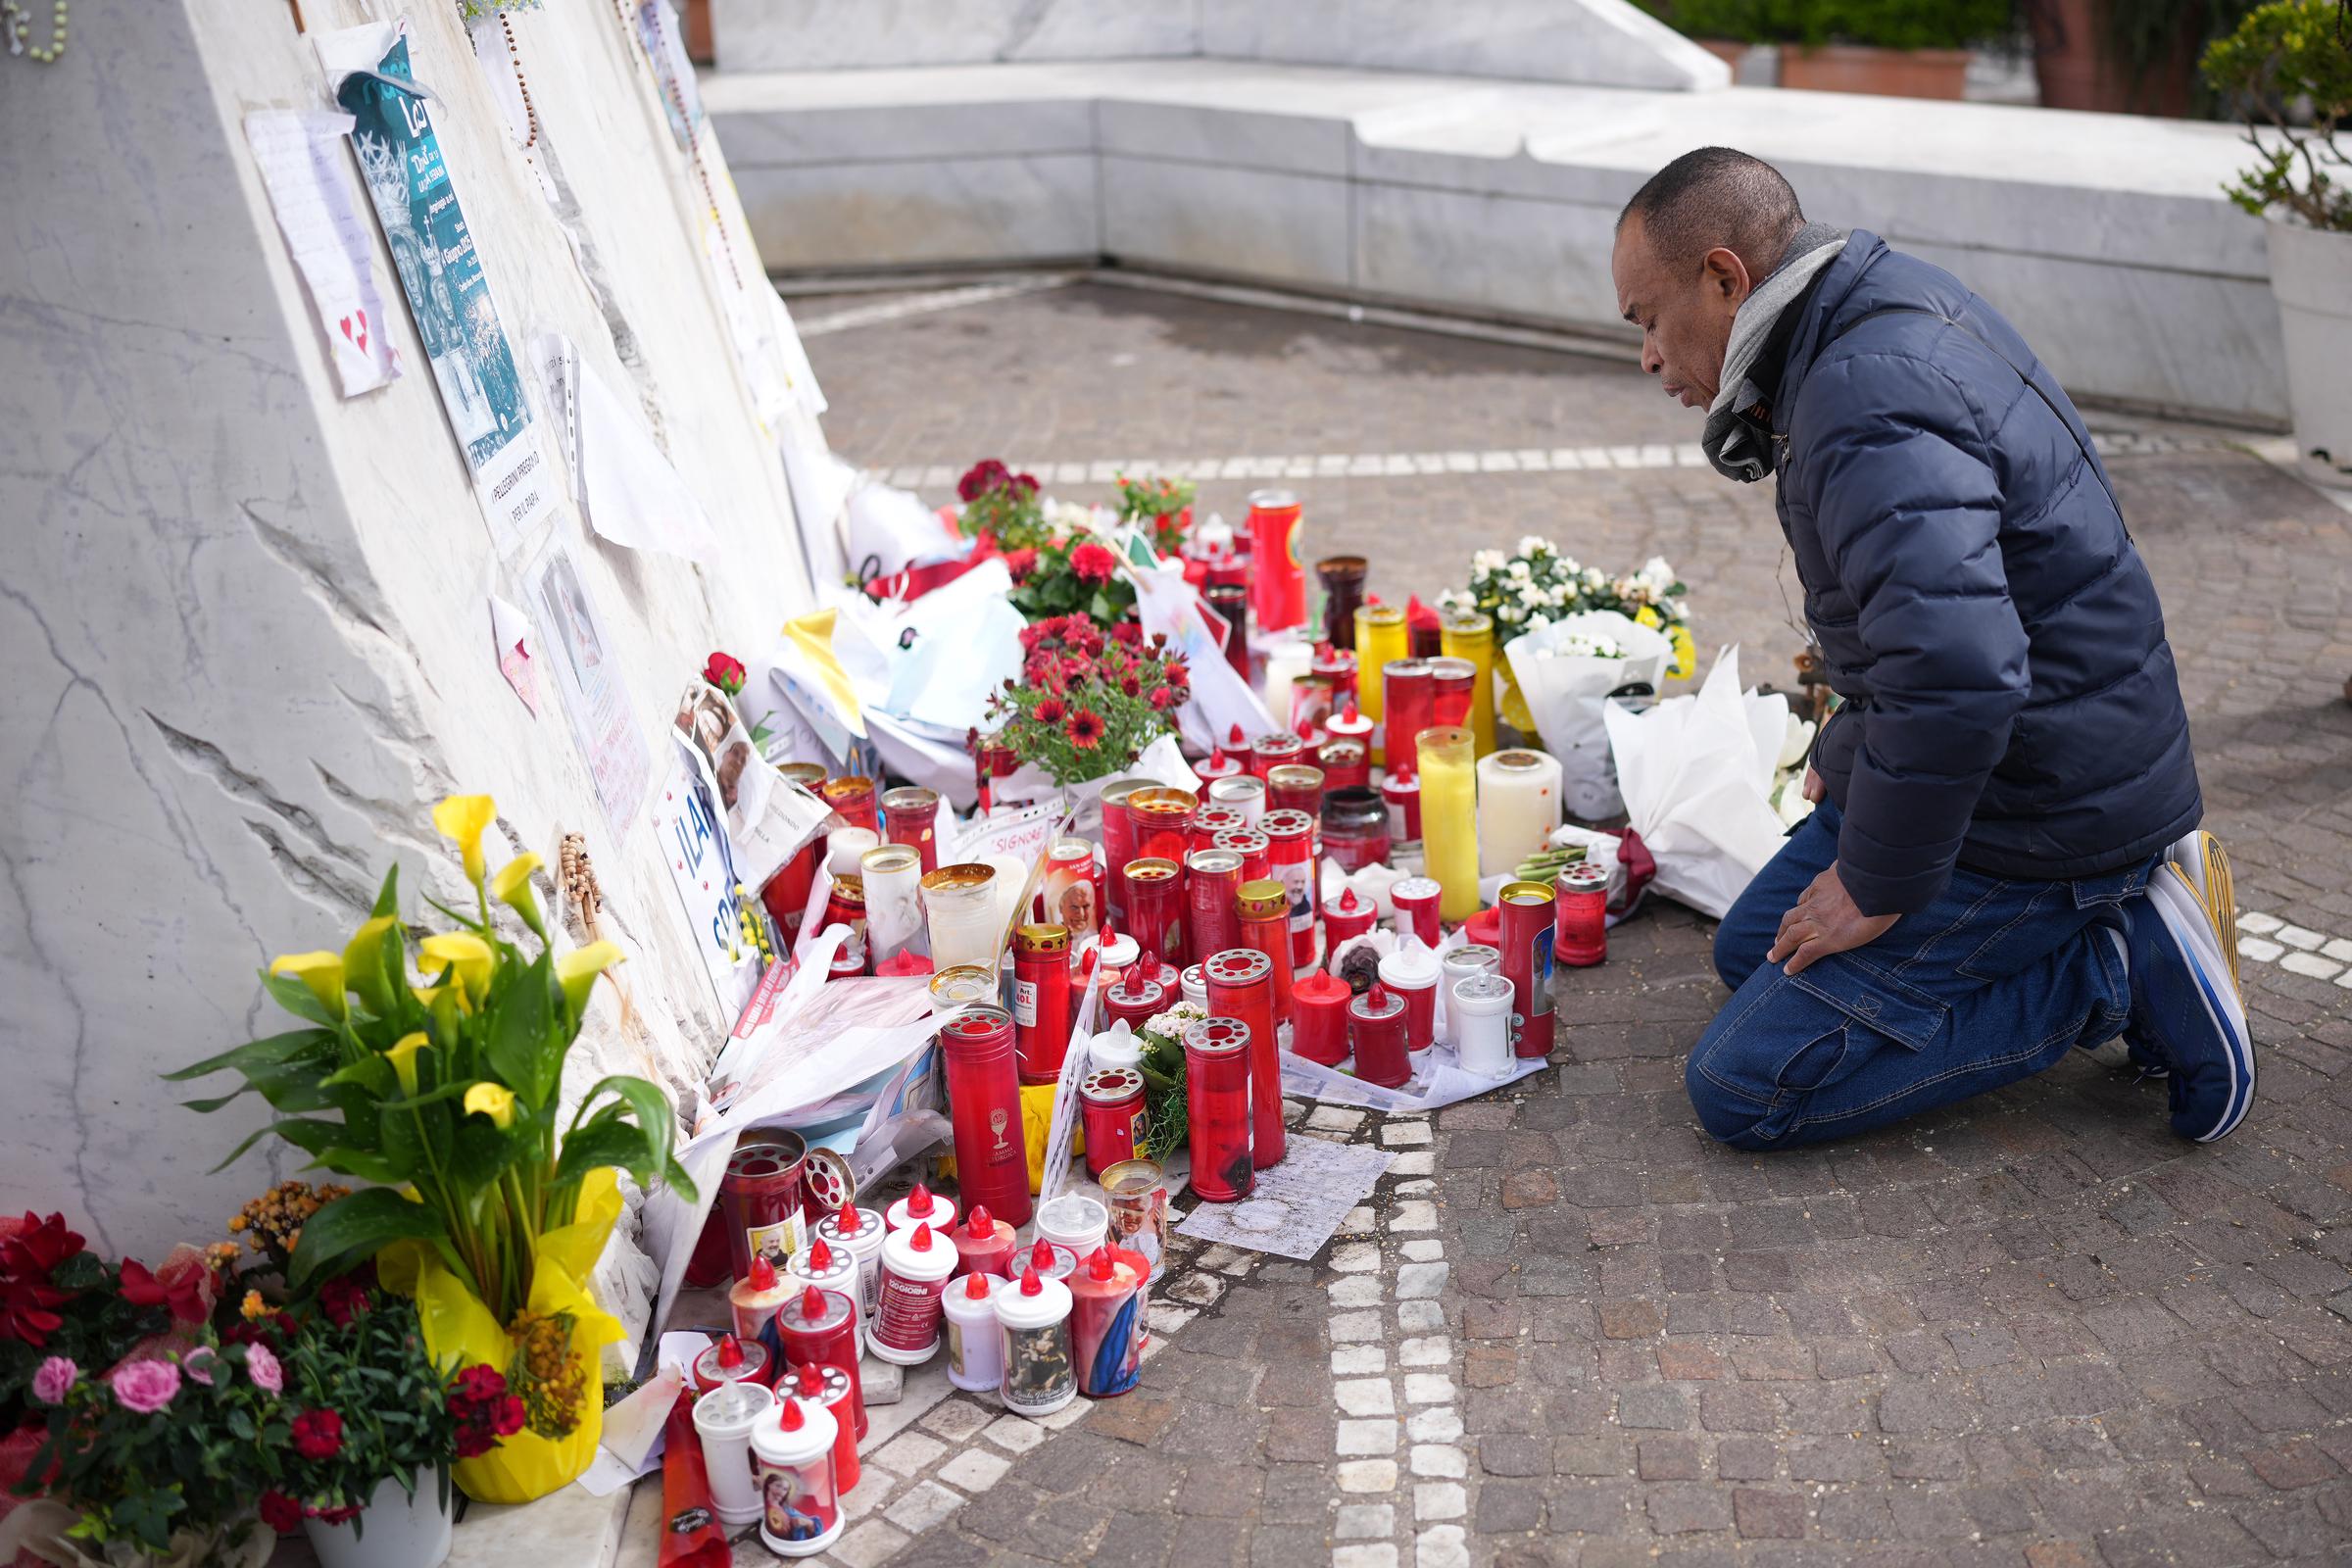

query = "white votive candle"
[[1476, 750, 1562, 878]]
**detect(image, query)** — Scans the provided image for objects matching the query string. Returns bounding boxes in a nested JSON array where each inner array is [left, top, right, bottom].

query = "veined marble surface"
[[1, 0, 821, 1361]]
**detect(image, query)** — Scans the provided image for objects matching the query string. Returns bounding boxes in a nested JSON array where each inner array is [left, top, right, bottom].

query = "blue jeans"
[[1687, 799, 2144, 1150]]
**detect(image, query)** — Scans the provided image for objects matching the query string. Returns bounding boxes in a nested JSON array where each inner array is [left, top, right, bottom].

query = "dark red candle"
[[1292, 969, 1351, 1065], [1204, 947, 1285, 1169]]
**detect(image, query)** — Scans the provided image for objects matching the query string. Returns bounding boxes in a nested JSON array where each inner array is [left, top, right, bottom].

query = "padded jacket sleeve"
[[1794, 350, 2032, 916]]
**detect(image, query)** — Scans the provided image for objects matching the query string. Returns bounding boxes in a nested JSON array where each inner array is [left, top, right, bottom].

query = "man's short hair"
[[1618, 148, 1805, 278]]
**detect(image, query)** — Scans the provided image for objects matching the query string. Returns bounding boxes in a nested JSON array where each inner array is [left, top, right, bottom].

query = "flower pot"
[[1780, 43, 1972, 99], [300, 1469, 454, 1568], [2025, 0, 2200, 115], [2267, 220, 2352, 482]]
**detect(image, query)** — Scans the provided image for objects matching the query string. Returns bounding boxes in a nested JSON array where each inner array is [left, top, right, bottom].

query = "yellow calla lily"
[[432, 795, 497, 887], [555, 941, 624, 1016], [490, 854, 547, 943], [385, 1032, 429, 1098], [463, 1082, 517, 1128], [418, 932, 494, 1005], [270, 952, 347, 1022], [341, 916, 400, 1017]]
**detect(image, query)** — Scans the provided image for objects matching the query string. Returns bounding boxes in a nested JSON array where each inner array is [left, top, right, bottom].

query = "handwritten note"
[[243, 110, 400, 397]]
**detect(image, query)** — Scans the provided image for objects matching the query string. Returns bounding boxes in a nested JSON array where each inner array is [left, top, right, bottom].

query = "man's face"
[[1612, 215, 1753, 412]]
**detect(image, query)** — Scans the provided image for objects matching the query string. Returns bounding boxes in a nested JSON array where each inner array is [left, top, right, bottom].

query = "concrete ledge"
[[708, 59, 2287, 424]]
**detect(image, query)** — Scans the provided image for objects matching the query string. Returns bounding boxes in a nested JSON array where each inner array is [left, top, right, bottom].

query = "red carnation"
[[1070, 543, 1117, 585], [1066, 710, 1106, 750], [1010, 471, 1041, 498], [1120, 673, 1143, 697], [452, 1364, 509, 1404], [1111, 622, 1143, 646], [1035, 698, 1065, 725], [292, 1408, 344, 1461], [312, 1505, 363, 1526], [318, 1271, 371, 1329], [1004, 548, 1039, 582], [259, 1492, 303, 1535], [494, 1395, 526, 1437]]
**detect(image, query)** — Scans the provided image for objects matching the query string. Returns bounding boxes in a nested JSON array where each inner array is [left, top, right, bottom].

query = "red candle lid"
[[808, 1238, 834, 1271], [747, 1253, 777, 1292], [1341, 889, 1360, 911], [798, 1285, 825, 1317], [780, 1399, 805, 1432], [1227, 723, 1245, 745], [912, 1222, 936, 1251], [797, 1362, 824, 1396], [964, 1272, 993, 1299], [715, 1334, 745, 1369], [1019, 1265, 1043, 1297], [1088, 1247, 1113, 1281], [836, 1200, 861, 1236], [1029, 1238, 1054, 1271], [963, 1205, 994, 1239], [906, 1183, 935, 1216]]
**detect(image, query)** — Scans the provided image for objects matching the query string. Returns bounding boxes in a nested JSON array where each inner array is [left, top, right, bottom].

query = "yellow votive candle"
[[1355, 605, 1409, 763], [1441, 611, 1497, 757], [1417, 725, 1480, 922]]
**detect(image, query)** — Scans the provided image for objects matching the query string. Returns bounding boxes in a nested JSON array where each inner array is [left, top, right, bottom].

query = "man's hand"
[[1767, 862, 1898, 975], [1802, 766, 1825, 804]]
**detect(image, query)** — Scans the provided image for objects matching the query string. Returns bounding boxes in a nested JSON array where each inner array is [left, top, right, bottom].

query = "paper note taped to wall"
[[244, 110, 401, 398]]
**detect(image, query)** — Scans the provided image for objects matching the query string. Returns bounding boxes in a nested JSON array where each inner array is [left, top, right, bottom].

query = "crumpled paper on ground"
[[1600, 646, 1790, 918]]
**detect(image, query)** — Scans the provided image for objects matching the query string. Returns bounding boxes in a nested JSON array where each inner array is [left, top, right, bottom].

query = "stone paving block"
[[1335, 1503, 1395, 1539], [1648, 1482, 1736, 1533], [1734, 1488, 1807, 1539]]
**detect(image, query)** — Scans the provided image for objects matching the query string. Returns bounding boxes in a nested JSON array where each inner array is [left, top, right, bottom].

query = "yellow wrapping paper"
[[378, 1170, 625, 1504]]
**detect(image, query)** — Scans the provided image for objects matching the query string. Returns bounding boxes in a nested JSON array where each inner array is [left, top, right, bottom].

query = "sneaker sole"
[[2165, 830, 2240, 994], [2145, 871, 2256, 1142]]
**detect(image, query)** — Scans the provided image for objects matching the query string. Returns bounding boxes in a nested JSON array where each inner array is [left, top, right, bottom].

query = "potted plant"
[[2024, 0, 2217, 116], [1635, 0, 2009, 96], [984, 615, 1191, 787], [167, 793, 697, 1503], [275, 1280, 477, 1568], [1005, 508, 1143, 630], [1112, 473, 1196, 558], [2204, 0, 2352, 478], [8, 1336, 284, 1568], [1437, 541, 1695, 734], [955, 460, 1048, 553]]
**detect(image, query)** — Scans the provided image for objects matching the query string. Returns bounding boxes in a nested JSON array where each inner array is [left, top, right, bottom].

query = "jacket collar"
[[1770, 229, 1888, 438]]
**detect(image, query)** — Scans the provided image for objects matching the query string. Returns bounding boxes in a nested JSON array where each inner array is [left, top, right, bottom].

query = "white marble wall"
[[711, 0, 1727, 90], [0, 0, 814, 1359]]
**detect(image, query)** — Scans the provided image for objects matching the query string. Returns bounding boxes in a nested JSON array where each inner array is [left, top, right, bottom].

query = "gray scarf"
[[1701, 222, 1847, 483]]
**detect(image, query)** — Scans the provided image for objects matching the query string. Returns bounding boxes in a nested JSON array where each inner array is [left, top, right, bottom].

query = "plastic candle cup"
[[950, 1204, 1018, 1281], [1382, 659, 1435, 784], [1348, 983, 1411, 1089], [1452, 972, 1518, 1077], [1204, 947, 1286, 1169], [691, 1378, 774, 1529], [943, 1271, 1004, 1393], [783, 1361, 860, 1498], [771, 1287, 865, 1439], [939, 1005, 1032, 1228], [729, 1251, 795, 1351], [1377, 939, 1442, 1053], [1121, 857, 1186, 968], [1024, 1236, 1080, 1286], [751, 1396, 842, 1558], [1438, 944, 1499, 1047], [883, 1181, 957, 1238], [1416, 726, 1480, 923], [1292, 969, 1352, 1066], [1035, 1192, 1111, 1256], [1182, 1017, 1256, 1202], [921, 862, 1003, 972], [783, 1238, 863, 1353], [1127, 787, 1199, 865], [811, 1202, 886, 1333], [1098, 776, 1162, 925], [1439, 610, 1497, 756], [1068, 1246, 1149, 1399], [994, 1266, 1078, 1419], [870, 1222, 958, 1366], [818, 775, 878, 834], [824, 828, 878, 877], [1475, 750, 1563, 879]]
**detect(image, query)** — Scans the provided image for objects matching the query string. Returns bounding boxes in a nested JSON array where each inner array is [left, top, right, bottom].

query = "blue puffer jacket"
[[1771, 231, 2201, 915]]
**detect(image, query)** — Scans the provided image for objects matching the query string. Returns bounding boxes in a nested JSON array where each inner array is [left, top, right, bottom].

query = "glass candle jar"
[[1041, 838, 1101, 945], [1213, 827, 1271, 885], [778, 761, 828, 793], [1316, 556, 1368, 649], [859, 845, 923, 964], [1322, 787, 1389, 873], [921, 862, 1003, 973], [1439, 611, 1496, 757], [720, 1131, 809, 1281], [879, 786, 941, 874], [1121, 857, 1185, 968], [1185, 848, 1247, 963], [1203, 947, 1285, 1169], [819, 775, 878, 834], [1416, 726, 1480, 923], [1205, 774, 1266, 827], [1353, 607, 1408, 762], [1127, 787, 1198, 866], [1555, 861, 1610, 968], [1383, 659, 1435, 785], [1204, 580, 1251, 680], [1190, 806, 1247, 857], [1102, 1158, 1169, 1283], [1317, 736, 1370, 793], [1429, 657, 1477, 732]]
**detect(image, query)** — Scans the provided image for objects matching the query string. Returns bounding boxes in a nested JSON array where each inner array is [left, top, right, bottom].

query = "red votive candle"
[[1292, 970, 1352, 1065], [1204, 947, 1285, 1169], [1127, 787, 1198, 867], [1348, 983, 1411, 1089], [1185, 848, 1247, 964], [1382, 661, 1435, 785], [1428, 657, 1477, 731], [1213, 828, 1271, 885], [1122, 857, 1185, 969]]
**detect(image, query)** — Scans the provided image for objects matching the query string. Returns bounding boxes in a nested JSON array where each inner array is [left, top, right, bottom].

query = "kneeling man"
[[1609, 148, 2251, 1150]]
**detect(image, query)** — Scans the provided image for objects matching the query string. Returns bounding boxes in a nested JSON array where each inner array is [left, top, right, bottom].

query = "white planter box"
[[2267, 219, 2352, 479]]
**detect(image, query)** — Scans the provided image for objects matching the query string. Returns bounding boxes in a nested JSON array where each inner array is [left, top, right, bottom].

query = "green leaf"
[[551, 1121, 658, 1188], [203, 1123, 279, 1175], [486, 949, 558, 1110], [569, 1074, 676, 1172], [162, 1027, 332, 1084], [322, 1054, 395, 1095], [259, 971, 335, 1026], [662, 1155, 700, 1203], [370, 862, 401, 919], [289, 1188, 444, 1289]]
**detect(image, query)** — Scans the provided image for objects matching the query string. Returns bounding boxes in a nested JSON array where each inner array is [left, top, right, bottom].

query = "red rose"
[[1011, 472, 1041, 498], [292, 1409, 344, 1461], [1004, 548, 1039, 582], [313, 1505, 363, 1526], [957, 460, 1012, 503], [493, 1395, 527, 1437], [259, 1492, 303, 1535], [702, 653, 747, 696], [1065, 710, 1106, 750], [1069, 543, 1117, 585]]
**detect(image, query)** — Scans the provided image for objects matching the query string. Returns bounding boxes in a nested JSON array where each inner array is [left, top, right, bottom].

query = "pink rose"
[[245, 1342, 282, 1394], [108, 1359, 179, 1414], [182, 1347, 217, 1386], [31, 1355, 75, 1404]]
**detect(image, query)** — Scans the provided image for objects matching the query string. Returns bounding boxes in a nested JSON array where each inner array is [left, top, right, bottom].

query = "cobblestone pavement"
[[796, 278, 2352, 1567]]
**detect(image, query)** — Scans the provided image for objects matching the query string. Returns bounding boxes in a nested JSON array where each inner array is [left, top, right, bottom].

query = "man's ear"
[[1701, 245, 1752, 303]]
